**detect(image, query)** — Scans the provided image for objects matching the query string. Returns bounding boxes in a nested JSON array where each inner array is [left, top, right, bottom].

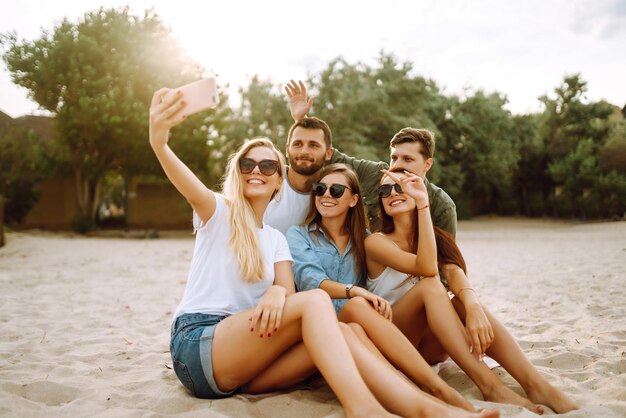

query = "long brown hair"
[[304, 164, 369, 280], [377, 167, 466, 273]]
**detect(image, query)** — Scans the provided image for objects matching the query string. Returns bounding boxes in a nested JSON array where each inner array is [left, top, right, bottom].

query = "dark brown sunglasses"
[[238, 158, 280, 176]]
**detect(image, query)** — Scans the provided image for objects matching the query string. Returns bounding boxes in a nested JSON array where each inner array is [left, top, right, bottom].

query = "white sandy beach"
[[0, 218, 624, 417]]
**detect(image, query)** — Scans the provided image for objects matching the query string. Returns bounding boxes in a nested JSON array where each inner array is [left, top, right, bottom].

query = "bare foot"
[[484, 384, 544, 414], [526, 382, 579, 414]]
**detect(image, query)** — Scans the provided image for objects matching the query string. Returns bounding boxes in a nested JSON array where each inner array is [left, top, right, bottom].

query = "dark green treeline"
[[1, 7, 625, 229]]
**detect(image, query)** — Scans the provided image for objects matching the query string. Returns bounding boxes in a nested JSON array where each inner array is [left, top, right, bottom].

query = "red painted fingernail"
[[259, 333, 263, 338], [250, 328, 254, 332], [274, 328, 277, 332], [268, 333, 272, 337]]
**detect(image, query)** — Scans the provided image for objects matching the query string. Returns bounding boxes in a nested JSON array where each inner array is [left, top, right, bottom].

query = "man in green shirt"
[[285, 80, 457, 237]]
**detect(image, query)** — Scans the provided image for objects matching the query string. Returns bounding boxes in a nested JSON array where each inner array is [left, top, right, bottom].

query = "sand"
[[0, 218, 624, 417]]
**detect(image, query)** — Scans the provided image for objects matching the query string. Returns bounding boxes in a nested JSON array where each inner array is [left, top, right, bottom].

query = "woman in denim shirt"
[[287, 164, 477, 412]]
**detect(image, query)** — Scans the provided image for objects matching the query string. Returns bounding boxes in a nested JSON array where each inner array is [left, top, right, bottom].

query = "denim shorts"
[[170, 313, 247, 399]]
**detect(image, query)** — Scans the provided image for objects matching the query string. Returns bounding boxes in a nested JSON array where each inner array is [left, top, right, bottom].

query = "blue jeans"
[[170, 313, 246, 398]]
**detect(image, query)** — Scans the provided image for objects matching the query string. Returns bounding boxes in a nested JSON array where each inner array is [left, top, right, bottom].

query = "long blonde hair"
[[222, 137, 285, 282]]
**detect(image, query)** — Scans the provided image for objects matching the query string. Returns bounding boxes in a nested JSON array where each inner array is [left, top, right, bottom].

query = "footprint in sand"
[[1, 381, 82, 406]]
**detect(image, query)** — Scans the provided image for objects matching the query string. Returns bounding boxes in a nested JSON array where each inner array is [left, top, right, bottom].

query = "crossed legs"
[[211, 289, 389, 417], [211, 289, 498, 418]]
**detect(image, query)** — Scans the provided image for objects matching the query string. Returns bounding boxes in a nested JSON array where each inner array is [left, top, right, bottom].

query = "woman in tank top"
[[365, 167, 578, 414]]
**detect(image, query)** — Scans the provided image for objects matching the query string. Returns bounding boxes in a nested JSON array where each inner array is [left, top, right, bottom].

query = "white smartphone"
[[165, 77, 219, 116]]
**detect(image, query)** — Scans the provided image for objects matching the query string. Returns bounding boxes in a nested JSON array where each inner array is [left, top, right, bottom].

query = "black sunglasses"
[[312, 182, 352, 198], [238, 158, 280, 176], [378, 183, 404, 198]]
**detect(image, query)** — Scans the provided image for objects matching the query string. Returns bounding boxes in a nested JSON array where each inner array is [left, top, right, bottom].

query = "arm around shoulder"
[[330, 148, 388, 174]]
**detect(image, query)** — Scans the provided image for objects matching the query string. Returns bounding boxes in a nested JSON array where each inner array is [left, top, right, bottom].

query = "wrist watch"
[[345, 284, 353, 299]]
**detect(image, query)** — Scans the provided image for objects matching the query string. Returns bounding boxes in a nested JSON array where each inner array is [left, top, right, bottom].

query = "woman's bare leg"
[[339, 296, 474, 411], [417, 328, 450, 364], [246, 321, 500, 418], [340, 323, 501, 418], [245, 324, 404, 395], [246, 323, 407, 394], [245, 342, 319, 393], [451, 298, 579, 414], [393, 278, 542, 413], [212, 289, 391, 418]]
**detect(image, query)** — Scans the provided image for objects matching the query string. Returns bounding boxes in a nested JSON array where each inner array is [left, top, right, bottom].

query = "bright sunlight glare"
[[1, 0, 625, 118]]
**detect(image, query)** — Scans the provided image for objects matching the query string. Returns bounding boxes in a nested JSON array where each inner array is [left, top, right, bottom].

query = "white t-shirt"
[[264, 173, 311, 235], [173, 194, 293, 319]]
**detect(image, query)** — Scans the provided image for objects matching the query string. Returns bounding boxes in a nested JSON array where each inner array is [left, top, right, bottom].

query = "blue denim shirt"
[[287, 224, 366, 314]]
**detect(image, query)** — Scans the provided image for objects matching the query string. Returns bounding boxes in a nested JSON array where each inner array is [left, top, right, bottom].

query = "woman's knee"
[[345, 322, 365, 334], [415, 276, 447, 297], [339, 296, 371, 321], [344, 296, 371, 310], [339, 322, 366, 342], [299, 288, 333, 309]]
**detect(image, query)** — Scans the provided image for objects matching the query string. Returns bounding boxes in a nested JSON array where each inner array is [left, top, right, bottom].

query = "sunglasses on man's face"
[[378, 183, 404, 198], [312, 182, 352, 199], [238, 158, 280, 176]]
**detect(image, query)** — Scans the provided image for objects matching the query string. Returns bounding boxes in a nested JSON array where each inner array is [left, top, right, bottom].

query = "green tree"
[[311, 53, 440, 163], [436, 91, 518, 215], [511, 114, 549, 216], [599, 119, 626, 175], [310, 57, 383, 161], [224, 76, 292, 151], [594, 170, 626, 218], [539, 74, 619, 218], [0, 125, 50, 223], [539, 75, 612, 159], [1, 7, 211, 229], [547, 139, 600, 217], [596, 119, 626, 217]]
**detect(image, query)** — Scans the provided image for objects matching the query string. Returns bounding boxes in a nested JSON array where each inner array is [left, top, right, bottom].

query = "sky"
[[1, 0, 625, 118]]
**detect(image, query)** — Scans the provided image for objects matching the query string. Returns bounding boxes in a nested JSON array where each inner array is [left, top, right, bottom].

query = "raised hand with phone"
[[163, 77, 219, 117], [148, 83, 216, 222]]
